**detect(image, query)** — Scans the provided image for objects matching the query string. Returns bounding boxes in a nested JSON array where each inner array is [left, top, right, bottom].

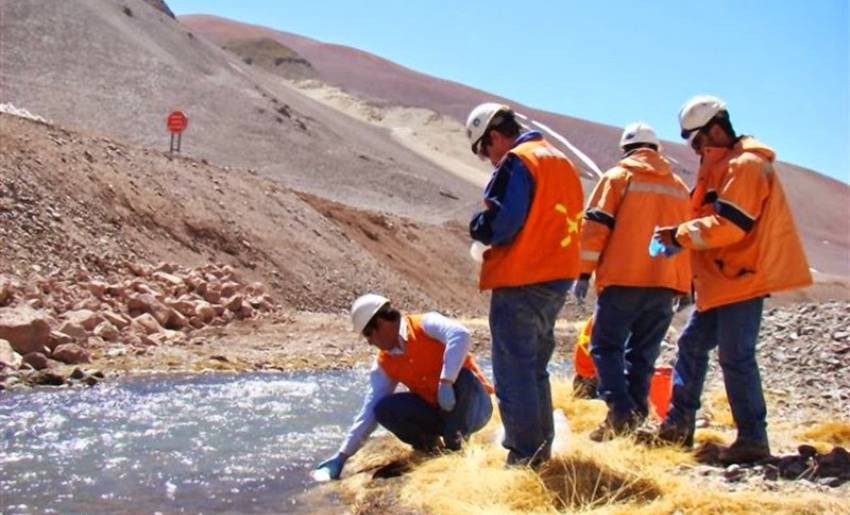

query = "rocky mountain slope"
[[0, 0, 482, 224], [180, 14, 850, 278], [0, 113, 484, 314]]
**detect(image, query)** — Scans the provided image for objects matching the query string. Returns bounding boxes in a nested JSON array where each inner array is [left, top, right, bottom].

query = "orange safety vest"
[[573, 316, 596, 379], [478, 138, 584, 291], [580, 149, 691, 293], [675, 137, 812, 310], [377, 315, 494, 406]]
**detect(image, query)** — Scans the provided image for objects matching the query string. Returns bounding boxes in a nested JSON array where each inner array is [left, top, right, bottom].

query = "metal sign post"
[[167, 111, 188, 153]]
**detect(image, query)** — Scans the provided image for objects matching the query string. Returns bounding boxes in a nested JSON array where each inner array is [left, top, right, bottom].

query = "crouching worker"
[[315, 293, 494, 480]]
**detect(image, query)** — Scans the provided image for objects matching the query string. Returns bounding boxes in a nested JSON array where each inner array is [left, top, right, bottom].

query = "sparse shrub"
[[122, 6, 133, 17], [243, 57, 253, 65]]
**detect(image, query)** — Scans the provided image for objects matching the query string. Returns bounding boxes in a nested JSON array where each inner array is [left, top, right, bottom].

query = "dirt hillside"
[[0, 112, 485, 315], [0, 0, 482, 224], [180, 14, 850, 278]]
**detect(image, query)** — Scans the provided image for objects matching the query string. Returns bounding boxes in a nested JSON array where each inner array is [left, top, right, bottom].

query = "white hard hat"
[[679, 95, 727, 143], [619, 122, 659, 149], [466, 102, 512, 155], [350, 293, 389, 333]]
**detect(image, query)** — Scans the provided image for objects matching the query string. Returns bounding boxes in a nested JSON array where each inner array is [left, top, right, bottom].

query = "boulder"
[[152, 271, 183, 287], [31, 370, 65, 386], [203, 287, 221, 304], [49, 331, 75, 348], [73, 298, 102, 311], [22, 351, 50, 370], [127, 294, 171, 326], [57, 321, 88, 341], [166, 298, 197, 317], [185, 274, 205, 292], [128, 262, 152, 277], [225, 295, 244, 312], [0, 305, 52, 355], [246, 282, 265, 295], [164, 309, 188, 330], [85, 281, 109, 298], [220, 281, 240, 298], [106, 284, 127, 299], [63, 309, 104, 331], [132, 313, 162, 335], [102, 311, 130, 330], [155, 262, 177, 274], [52, 343, 92, 364], [195, 302, 216, 322], [0, 274, 19, 307], [0, 338, 22, 369], [238, 303, 254, 320], [94, 321, 120, 342]]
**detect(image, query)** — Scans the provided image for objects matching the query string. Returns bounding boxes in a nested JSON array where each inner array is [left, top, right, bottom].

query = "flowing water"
[[2, 360, 575, 514], [0, 370, 369, 514]]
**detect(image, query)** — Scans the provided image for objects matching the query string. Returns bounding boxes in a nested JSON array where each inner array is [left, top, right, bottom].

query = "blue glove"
[[573, 277, 589, 302], [315, 453, 347, 480], [437, 381, 456, 411], [651, 227, 684, 258]]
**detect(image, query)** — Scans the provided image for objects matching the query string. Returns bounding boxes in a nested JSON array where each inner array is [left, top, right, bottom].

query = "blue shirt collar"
[[513, 130, 543, 147]]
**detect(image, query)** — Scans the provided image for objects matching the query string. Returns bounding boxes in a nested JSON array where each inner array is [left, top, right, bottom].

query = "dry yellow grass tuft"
[[799, 421, 850, 446], [339, 378, 849, 514]]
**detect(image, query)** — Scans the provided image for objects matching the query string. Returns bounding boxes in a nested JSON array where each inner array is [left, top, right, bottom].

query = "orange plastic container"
[[649, 366, 673, 420]]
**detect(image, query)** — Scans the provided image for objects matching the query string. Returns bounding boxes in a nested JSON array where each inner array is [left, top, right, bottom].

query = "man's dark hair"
[[622, 142, 659, 154], [373, 304, 400, 323], [489, 111, 523, 139], [479, 111, 523, 153], [712, 110, 737, 140], [362, 303, 401, 336]]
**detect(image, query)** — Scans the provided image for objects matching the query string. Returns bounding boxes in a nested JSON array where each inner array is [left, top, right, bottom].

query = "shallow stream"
[[1, 370, 368, 514]]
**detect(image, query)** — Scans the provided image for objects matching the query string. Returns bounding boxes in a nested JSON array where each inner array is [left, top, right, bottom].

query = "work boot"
[[412, 435, 443, 455], [718, 439, 771, 465], [572, 375, 599, 399], [589, 410, 641, 442], [655, 418, 695, 449]]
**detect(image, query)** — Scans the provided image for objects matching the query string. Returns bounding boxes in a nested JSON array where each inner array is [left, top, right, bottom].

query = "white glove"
[[469, 242, 491, 263], [437, 381, 456, 411]]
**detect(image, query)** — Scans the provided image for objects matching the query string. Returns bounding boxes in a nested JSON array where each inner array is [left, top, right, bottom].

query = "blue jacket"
[[469, 131, 540, 245]]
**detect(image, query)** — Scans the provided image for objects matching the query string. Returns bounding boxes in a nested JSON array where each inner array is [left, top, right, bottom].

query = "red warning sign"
[[166, 111, 188, 134]]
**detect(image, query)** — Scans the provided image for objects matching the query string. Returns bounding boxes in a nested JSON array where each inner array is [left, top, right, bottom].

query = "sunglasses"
[[473, 130, 492, 159], [680, 118, 716, 143]]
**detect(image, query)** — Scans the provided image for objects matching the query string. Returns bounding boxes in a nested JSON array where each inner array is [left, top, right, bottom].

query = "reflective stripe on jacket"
[[479, 138, 584, 290], [674, 137, 812, 310], [378, 315, 494, 406], [580, 148, 691, 293]]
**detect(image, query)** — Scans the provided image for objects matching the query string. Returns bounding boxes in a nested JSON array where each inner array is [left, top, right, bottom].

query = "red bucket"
[[649, 366, 673, 420]]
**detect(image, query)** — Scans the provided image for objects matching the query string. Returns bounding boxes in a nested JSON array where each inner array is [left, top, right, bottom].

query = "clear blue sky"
[[169, 0, 849, 183]]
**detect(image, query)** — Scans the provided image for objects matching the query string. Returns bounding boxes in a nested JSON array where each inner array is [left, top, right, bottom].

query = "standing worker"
[[652, 95, 812, 464], [573, 122, 691, 441], [314, 294, 493, 480], [466, 103, 584, 467]]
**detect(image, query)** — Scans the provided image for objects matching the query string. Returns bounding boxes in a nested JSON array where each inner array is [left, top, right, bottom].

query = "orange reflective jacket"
[[580, 149, 691, 293], [479, 138, 584, 290], [574, 316, 596, 379], [378, 315, 494, 406], [674, 137, 812, 310]]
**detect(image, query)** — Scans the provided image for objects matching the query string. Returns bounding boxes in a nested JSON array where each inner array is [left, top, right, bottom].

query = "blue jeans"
[[373, 368, 493, 451], [665, 296, 768, 444], [490, 280, 571, 465], [590, 286, 676, 419]]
